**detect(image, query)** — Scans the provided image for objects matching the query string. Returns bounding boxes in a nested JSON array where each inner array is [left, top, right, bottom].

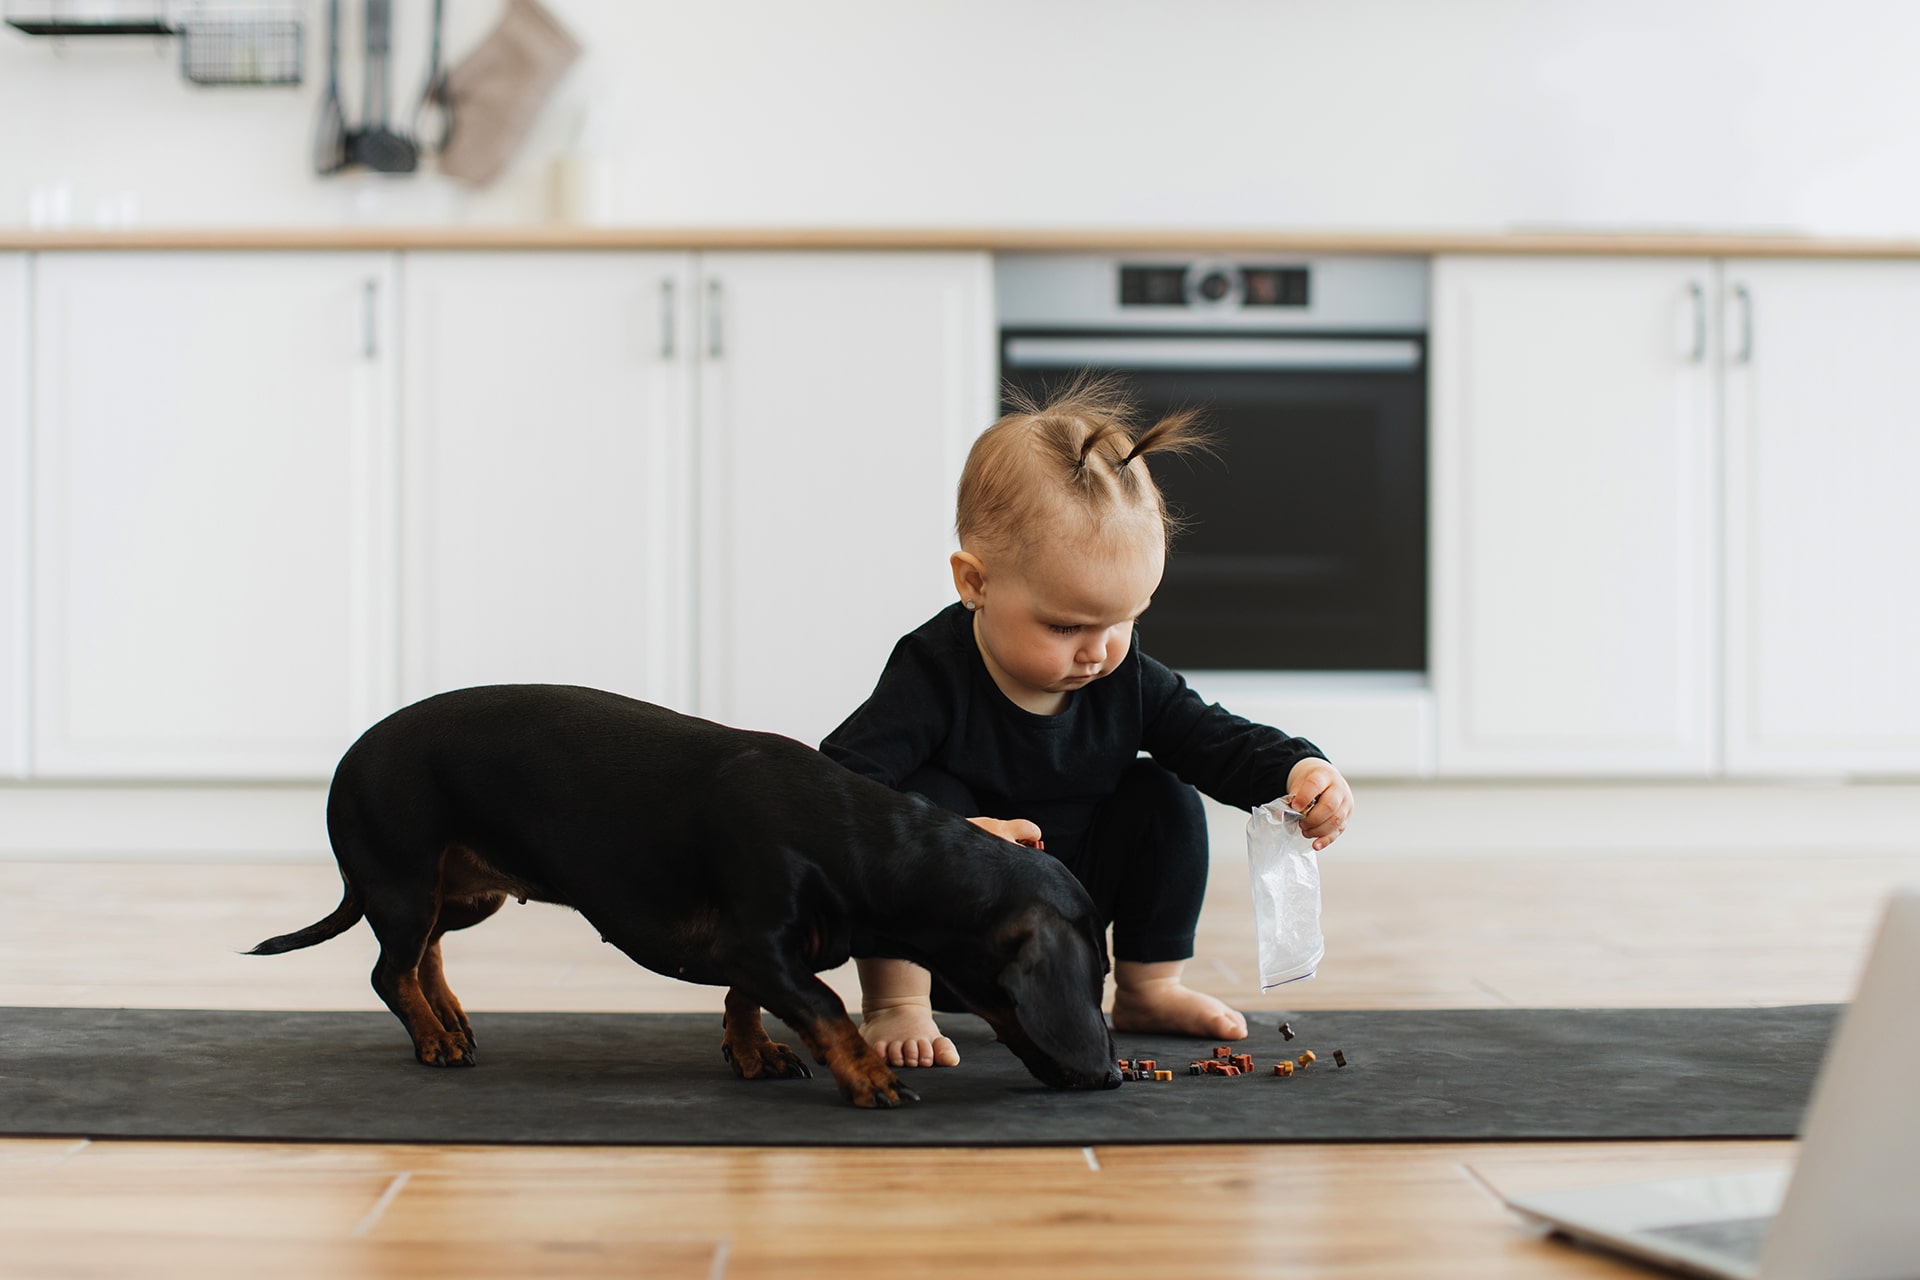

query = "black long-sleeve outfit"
[[822, 603, 1325, 966]]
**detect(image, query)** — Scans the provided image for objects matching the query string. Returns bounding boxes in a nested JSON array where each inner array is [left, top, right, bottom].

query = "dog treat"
[[1297, 1050, 1316, 1068], [1231, 1053, 1254, 1072], [1333, 1049, 1347, 1068], [1137, 1059, 1157, 1072], [1221, 1064, 1240, 1076], [1116, 1058, 1133, 1070], [1213, 1046, 1231, 1059], [1153, 1070, 1173, 1082], [1279, 1021, 1295, 1040], [1189, 1064, 1203, 1075], [1273, 1060, 1294, 1077]]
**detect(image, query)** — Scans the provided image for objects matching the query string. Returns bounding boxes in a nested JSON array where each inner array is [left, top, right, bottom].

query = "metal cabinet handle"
[[1731, 283, 1754, 365], [363, 278, 378, 360], [660, 278, 676, 359], [706, 278, 723, 359], [1686, 281, 1707, 364]]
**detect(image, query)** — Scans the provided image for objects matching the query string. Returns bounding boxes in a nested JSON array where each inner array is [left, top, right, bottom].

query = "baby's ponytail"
[[958, 373, 1214, 556]]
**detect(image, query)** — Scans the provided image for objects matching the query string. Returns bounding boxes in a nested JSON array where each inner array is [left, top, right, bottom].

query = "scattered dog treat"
[[1153, 1070, 1173, 1082], [1212, 1046, 1231, 1059], [1279, 1021, 1295, 1041], [1116, 1058, 1133, 1070], [1333, 1049, 1347, 1068], [1297, 1050, 1316, 1068], [1221, 1064, 1241, 1076], [1137, 1059, 1157, 1072], [1188, 1064, 1204, 1075], [1231, 1053, 1254, 1073], [1273, 1060, 1294, 1077]]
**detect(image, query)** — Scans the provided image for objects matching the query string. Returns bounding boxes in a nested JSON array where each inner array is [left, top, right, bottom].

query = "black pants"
[[902, 759, 1209, 1010]]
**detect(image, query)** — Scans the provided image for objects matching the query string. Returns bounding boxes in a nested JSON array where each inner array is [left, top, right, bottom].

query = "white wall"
[[3, 0, 1918, 234]]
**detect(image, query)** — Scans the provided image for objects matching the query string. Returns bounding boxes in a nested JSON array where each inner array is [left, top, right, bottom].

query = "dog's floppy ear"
[[995, 904, 1110, 1063]]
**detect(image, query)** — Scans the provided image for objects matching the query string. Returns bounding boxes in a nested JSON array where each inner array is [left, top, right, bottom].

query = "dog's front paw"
[[724, 1038, 813, 1081], [842, 1064, 921, 1109]]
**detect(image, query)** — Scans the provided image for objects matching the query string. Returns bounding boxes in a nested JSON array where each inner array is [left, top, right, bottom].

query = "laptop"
[[1500, 885, 1920, 1280]]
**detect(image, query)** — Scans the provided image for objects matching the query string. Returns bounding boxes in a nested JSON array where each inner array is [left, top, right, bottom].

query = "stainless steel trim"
[[1002, 335, 1421, 372], [1732, 283, 1754, 365], [1688, 281, 1707, 363], [660, 278, 676, 359], [363, 278, 378, 360]]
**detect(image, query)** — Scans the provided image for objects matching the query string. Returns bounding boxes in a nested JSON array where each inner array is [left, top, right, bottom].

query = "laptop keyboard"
[[1641, 1216, 1772, 1262]]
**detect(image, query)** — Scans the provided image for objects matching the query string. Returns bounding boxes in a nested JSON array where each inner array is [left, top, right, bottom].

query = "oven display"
[[1242, 267, 1309, 307], [1118, 264, 1311, 308], [1119, 266, 1189, 307]]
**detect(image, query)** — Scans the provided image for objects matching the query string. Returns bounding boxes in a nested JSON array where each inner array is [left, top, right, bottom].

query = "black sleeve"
[[819, 632, 954, 790], [1136, 652, 1327, 810]]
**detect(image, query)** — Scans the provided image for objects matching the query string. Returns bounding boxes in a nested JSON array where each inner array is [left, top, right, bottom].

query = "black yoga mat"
[[0, 1005, 1835, 1147]]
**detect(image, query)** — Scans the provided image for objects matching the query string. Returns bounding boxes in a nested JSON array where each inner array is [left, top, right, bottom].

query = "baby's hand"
[[1283, 758, 1352, 852], [968, 815, 1044, 849]]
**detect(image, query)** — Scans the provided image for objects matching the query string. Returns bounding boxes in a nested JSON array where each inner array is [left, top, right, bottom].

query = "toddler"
[[821, 378, 1353, 1068]]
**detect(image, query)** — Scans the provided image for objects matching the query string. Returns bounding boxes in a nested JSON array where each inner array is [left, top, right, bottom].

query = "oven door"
[[1000, 330, 1427, 673]]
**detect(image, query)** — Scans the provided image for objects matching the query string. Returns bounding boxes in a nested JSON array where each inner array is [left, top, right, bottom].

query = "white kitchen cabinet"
[[1721, 259, 1920, 774], [696, 251, 995, 746], [31, 252, 398, 778], [1430, 256, 1721, 776], [0, 254, 26, 778], [400, 252, 696, 709]]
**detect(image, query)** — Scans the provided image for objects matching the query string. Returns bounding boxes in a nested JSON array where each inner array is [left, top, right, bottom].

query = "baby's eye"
[[1048, 624, 1081, 635]]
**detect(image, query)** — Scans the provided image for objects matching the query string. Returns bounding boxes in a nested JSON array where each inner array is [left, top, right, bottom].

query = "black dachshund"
[[252, 685, 1121, 1106]]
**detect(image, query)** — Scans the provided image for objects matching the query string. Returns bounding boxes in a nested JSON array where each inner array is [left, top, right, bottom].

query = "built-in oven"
[[996, 254, 1429, 676]]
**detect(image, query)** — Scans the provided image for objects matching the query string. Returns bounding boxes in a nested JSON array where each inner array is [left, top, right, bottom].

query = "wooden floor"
[[3, 820, 1916, 1279]]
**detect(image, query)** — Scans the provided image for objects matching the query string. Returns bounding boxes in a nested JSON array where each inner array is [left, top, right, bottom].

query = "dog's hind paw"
[[413, 1031, 477, 1068]]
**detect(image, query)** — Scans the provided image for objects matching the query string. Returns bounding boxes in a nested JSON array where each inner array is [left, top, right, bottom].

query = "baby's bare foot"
[[858, 1000, 960, 1068], [1110, 978, 1248, 1042]]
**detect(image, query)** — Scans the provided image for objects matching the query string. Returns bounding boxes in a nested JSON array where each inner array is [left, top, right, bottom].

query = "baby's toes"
[[1212, 1008, 1249, 1040]]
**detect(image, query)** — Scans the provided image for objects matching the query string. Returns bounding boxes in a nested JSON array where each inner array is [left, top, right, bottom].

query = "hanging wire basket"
[[177, 7, 302, 86]]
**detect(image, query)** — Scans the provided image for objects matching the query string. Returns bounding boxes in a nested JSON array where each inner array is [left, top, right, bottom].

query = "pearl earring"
[[964, 599, 978, 611]]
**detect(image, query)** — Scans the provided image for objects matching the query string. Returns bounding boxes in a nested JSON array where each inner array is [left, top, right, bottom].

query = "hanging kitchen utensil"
[[313, 0, 347, 172], [437, 0, 581, 186], [410, 0, 453, 155], [345, 0, 417, 173]]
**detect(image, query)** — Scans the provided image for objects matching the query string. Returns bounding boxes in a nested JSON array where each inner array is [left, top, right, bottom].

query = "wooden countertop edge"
[[6, 227, 1920, 256]]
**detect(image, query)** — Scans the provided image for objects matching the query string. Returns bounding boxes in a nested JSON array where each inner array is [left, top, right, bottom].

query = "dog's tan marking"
[[393, 966, 470, 1066], [417, 938, 473, 1047]]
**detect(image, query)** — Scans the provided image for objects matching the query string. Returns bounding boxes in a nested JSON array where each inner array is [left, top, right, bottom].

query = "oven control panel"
[[1119, 262, 1310, 309], [995, 254, 1429, 332]]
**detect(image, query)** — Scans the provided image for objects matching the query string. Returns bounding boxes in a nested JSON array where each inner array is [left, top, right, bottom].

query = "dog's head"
[[943, 898, 1122, 1092]]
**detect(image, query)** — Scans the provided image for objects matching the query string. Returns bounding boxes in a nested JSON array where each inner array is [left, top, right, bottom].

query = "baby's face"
[[973, 525, 1164, 715]]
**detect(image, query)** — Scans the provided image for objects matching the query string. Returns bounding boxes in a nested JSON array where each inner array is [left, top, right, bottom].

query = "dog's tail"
[[247, 882, 364, 955]]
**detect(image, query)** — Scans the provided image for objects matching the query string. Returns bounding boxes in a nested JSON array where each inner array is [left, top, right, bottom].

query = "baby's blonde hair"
[[956, 374, 1211, 565]]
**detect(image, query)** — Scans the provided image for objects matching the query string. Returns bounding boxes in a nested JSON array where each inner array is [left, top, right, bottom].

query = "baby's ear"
[[950, 550, 989, 602]]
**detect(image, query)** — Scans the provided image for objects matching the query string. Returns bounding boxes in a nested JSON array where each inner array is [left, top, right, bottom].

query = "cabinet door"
[[32, 252, 397, 778], [1431, 256, 1719, 775], [400, 252, 696, 708], [1722, 260, 1920, 775], [0, 255, 25, 777], [697, 252, 995, 745]]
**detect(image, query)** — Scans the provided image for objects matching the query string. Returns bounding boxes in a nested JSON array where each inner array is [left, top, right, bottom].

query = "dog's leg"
[[720, 989, 812, 1080], [418, 894, 506, 1056], [730, 969, 919, 1108], [364, 888, 473, 1068]]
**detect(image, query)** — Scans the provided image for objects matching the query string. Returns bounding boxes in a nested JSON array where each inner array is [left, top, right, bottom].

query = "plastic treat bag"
[[1246, 802, 1324, 989]]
